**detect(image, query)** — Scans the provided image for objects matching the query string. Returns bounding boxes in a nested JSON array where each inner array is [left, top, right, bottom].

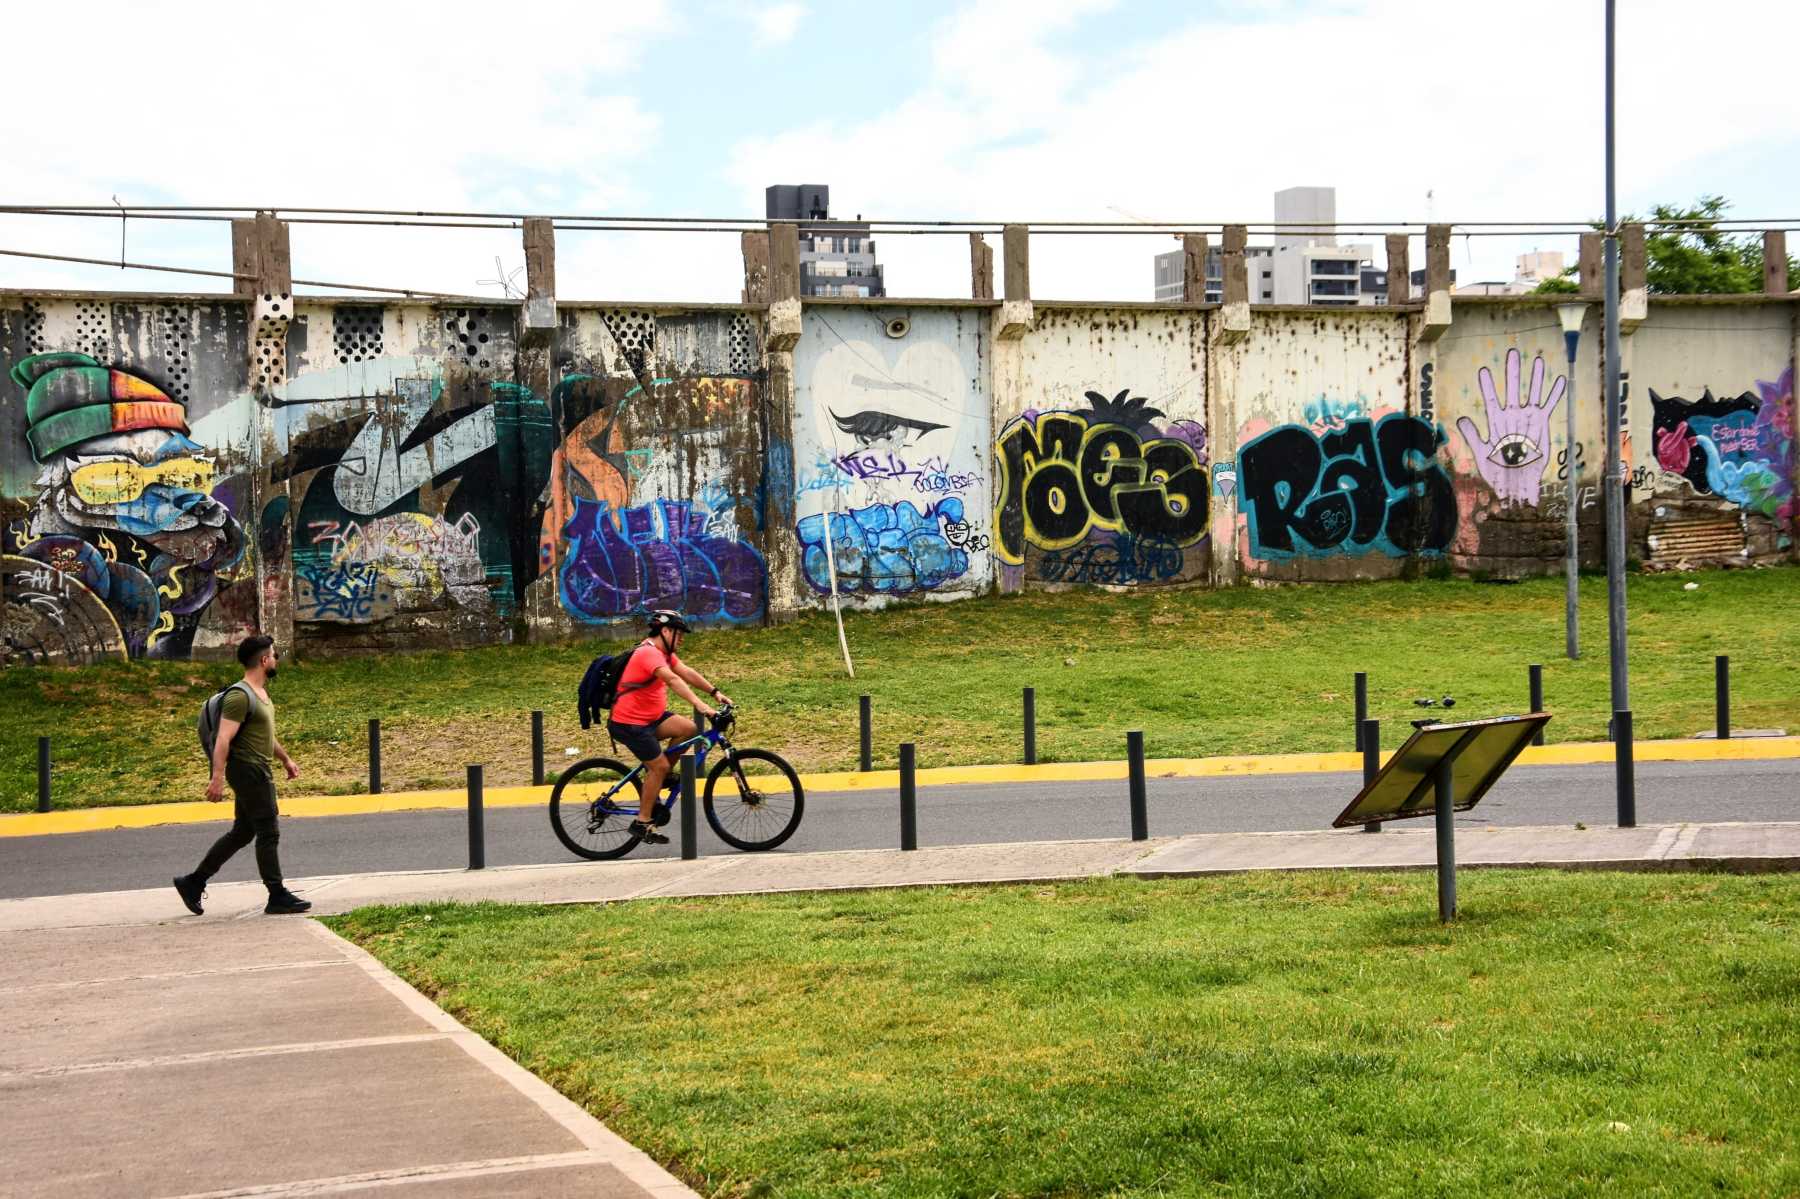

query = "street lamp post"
[[1603, 0, 1635, 827], [1556, 303, 1587, 661]]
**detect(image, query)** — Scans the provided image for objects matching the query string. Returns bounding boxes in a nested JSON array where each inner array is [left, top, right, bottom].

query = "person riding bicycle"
[[608, 610, 732, 845]]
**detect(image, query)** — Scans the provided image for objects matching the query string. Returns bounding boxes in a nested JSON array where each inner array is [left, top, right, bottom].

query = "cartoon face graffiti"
[[10, 352, 244, 657]]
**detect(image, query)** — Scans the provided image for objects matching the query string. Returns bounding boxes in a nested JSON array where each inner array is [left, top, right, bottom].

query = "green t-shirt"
[[220, 685, 275, 771]]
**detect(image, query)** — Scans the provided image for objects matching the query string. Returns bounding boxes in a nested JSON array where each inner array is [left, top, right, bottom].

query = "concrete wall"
[[2, 285, 1793, 666]]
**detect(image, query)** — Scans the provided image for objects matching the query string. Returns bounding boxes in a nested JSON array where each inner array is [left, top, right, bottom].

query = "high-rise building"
[[765, 184, 886, 298], [1152, 187, 1372, 306]]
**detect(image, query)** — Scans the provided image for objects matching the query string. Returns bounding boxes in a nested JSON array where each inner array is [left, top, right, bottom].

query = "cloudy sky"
[[4, 0, 1796, 303]]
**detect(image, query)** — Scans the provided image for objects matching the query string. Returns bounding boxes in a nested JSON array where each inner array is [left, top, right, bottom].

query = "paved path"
[[4, 757, 1796, 900], [6, 820, 1798, 1196]]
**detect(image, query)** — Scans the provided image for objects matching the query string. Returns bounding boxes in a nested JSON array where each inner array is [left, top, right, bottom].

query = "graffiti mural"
[[797, 497, 971, 595], [1238, 413, 1455, 558], [994, 390, 1209, 579], [1456, 348, 1564, 506], [5, 352, 245, 658], [1650, 366, 1794, 523], [560, 498, 765, 623]]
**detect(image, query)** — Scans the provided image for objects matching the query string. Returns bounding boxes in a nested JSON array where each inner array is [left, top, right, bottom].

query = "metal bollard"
[[1023, 687, 1037, 765], [1434, 757, 1457, 923], [1354, 672, 1368, 751], [368, 719, 382, 795], [37, 736, 51, 813], [1361, 719, 1381, 833], [680, 754, 698, 861], [1127, 731, 1148, 842], [531, 710, 545, 786], [899, 743, 918, 851], [466, 765, 485, 870], [1716, 656, 1730, 741], [1529, 664, 1545, 746], [859, 695, 872, 773], [1615, 709, 1636, 828]]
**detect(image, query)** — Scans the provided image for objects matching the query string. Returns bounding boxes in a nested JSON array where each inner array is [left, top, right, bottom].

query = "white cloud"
[[751, 3, 807, 46]]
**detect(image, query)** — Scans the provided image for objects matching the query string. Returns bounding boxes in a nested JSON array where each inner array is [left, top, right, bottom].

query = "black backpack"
[[577, 648, 652, 729], [197, 682, 257, 763]]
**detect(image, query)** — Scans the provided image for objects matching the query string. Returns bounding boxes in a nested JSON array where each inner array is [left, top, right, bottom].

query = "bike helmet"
[[646, 610, 692, 636]]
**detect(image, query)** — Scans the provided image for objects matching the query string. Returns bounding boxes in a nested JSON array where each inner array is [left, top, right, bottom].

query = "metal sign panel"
[[1331, 714, 1552, 829]]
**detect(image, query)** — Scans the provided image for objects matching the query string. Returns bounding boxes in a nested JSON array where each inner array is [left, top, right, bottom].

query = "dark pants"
[[192, 760, 284, 890]]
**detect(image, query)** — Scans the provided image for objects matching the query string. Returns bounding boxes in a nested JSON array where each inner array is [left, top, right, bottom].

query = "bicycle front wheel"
[[704, 748, 804, 851], [549, 757, 644, 861]]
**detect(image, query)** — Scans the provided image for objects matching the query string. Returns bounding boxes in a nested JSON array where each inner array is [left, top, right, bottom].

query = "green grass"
[[5, 565, 1798, 810], [328, 871, 1800, 1197]]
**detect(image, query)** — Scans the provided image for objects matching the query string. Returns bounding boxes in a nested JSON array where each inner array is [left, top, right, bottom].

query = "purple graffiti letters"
[[1457, 348, 1564, 505], [559, 498, 766, 624], [797, 497, 971, 595]]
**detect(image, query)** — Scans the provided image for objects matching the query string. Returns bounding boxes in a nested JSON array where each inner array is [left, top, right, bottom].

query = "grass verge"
[[328, 870, 1800, 1198], [6, 565, 1798, 810]]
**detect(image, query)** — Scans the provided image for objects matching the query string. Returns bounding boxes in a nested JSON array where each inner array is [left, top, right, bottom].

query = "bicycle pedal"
[[651, 806, 673, 827]]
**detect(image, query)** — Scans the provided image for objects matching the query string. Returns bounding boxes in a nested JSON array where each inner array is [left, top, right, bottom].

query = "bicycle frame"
[[591, 724, 732, 816]]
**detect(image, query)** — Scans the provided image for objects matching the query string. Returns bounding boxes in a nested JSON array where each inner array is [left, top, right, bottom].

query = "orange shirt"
[[612, 640, 681, 726]]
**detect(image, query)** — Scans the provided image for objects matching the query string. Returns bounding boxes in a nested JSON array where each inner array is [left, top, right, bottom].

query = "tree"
[[1532, 196, 1797, 295]]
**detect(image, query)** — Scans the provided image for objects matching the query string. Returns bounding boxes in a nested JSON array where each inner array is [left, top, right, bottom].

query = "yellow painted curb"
[[5, 736, 1797, 839]]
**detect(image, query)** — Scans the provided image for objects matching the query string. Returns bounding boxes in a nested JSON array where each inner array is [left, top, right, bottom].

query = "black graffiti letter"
[[1317, 422, 1386, 545], [1240, 427, 1344, 553], [1078, 426, 1143, 524], [1116, 439, 1209, 545], [1376, 413, 1456, 552]]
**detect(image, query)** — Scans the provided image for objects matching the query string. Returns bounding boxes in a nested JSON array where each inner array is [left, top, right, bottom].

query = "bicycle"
[[548, 705, 805, 860]]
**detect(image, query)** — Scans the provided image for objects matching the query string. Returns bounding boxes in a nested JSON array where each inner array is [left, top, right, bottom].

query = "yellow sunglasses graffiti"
[[69, 457, 216, 506]]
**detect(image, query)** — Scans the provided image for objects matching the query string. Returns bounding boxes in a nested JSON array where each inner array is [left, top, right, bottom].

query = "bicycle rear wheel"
[[549, 757, 644, 860], [704, 748, 804, 851]]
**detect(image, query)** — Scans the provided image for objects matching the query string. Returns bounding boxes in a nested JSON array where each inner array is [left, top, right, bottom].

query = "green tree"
[[1532, 196, 1797, 295]]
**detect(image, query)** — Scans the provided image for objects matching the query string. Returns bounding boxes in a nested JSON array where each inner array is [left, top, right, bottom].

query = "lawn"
[[5, 565, 1798, 811], [328, 870, 1800, 1198]]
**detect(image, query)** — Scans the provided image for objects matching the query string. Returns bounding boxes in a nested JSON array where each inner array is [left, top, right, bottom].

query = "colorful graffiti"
[[1238, 414, 1455, 558], [559, 497, 765, 623], [994, 390, 1208, 570], [5, 352, 245, 658], [797, 497, 972, 595], [1456, 348, 1564, 506], [1037, 531, 1185, 585], [1651, 366, 1794, 524]]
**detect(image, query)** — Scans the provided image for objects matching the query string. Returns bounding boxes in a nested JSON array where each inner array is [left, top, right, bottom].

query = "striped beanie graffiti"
[[11, 352, 188, 462]]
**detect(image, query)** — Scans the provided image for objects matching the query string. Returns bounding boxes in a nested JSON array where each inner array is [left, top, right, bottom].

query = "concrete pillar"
[[1181, 234, 1208, 304], [1002, 225, 1030, 301], [1422, 224, 1452, 341], [1219, 225, 1249, 343], [1578, 232, 1603, 299], [761, 222, 803, 619], [521, 218, 557, 340], [1766, 231, 1790, 294], [237, 211, 294, 651], [1621, 222, 1648, 330], [970, 233, 994, 300], [1385, 234, 1410, 304], [232, 212, 291, 299], [741, 231, 770, 305]]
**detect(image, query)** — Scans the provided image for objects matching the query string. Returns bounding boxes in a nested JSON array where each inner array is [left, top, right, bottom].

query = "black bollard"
[[1127, 731, 1148, 841], [1023, 686, 1037, 766], [1434, 757, 1457, 923], [680, 753, 698, 861], [368, 718, 382, 795], [37, 736, 51, 813], [1361, 719, 1381, 833], [859, 695, 872, 772], [531, 710, 545, 786], [466, 764, 485, 870], [1529, 664, 1545, 746], [899, 743, 918, 851], [1354, 672, 1368, 751], [1615, 709, 1636, 828], [1716, 655, 1730, 741]]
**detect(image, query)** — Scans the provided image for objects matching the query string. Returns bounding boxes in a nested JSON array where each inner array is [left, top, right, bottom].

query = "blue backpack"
[[577, 649, 652, 729]]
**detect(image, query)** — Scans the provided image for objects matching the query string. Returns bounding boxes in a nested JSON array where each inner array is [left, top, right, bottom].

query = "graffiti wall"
[[997, 307, 1210, 590], [791, 308, 990, 603]]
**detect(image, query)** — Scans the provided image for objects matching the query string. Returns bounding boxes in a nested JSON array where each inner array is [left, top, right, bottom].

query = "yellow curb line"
[[5, 736, 1797, 839]]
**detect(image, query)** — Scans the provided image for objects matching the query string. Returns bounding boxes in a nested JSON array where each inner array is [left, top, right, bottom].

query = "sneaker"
[[629, 820, 670, 846], [264, 889, 313, 915], [173, 874, 205, 916]]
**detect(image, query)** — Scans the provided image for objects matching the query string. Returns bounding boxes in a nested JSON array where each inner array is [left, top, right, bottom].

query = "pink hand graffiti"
[[1457, 347, 1565, 506]]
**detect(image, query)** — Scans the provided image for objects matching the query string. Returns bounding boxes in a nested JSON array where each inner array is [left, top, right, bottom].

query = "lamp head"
[[1555, 302, 1588, 337]]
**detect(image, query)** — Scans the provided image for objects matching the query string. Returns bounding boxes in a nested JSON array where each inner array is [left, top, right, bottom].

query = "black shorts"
[[607, 711, 674, 763]]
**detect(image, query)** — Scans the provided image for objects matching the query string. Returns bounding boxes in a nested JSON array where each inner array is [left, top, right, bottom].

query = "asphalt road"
[[3, 758, 1795, 901]]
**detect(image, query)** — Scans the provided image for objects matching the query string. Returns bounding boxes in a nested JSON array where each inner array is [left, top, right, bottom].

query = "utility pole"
[[1603, 0, 1635, 826]]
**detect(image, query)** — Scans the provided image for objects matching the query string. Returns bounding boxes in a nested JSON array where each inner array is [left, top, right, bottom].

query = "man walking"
[[174, 635, 312, 915]]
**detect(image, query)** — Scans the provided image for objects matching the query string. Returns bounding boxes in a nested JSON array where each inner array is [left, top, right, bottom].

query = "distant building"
[[1513, 250, 1566, 289], [1152, 186, 1383, 306], [1153, 244, 1273, 303], [765, 184, 885, 298]]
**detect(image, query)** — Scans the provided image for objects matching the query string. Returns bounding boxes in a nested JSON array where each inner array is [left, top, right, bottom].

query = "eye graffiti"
[[830, 409, 948, 450]]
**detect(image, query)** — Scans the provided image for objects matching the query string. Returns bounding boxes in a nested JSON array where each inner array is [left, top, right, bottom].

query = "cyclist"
[[609, 610, 732, 844]]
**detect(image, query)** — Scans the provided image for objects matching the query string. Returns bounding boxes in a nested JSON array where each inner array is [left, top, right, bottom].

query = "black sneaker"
[[173, 874, 205, 916], [629, 820, 670, 845], [264, 889, 313, 915]]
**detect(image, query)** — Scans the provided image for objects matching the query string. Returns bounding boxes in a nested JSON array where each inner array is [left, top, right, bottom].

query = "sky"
[[3, 0, 1798, 304]]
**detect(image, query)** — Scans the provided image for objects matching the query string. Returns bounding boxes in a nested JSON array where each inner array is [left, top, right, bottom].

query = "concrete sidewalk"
[[4, 820, 1797, 1197]]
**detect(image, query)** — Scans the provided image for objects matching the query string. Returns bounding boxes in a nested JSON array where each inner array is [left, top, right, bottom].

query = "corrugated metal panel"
[[1647, 513, 1746, 564]]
